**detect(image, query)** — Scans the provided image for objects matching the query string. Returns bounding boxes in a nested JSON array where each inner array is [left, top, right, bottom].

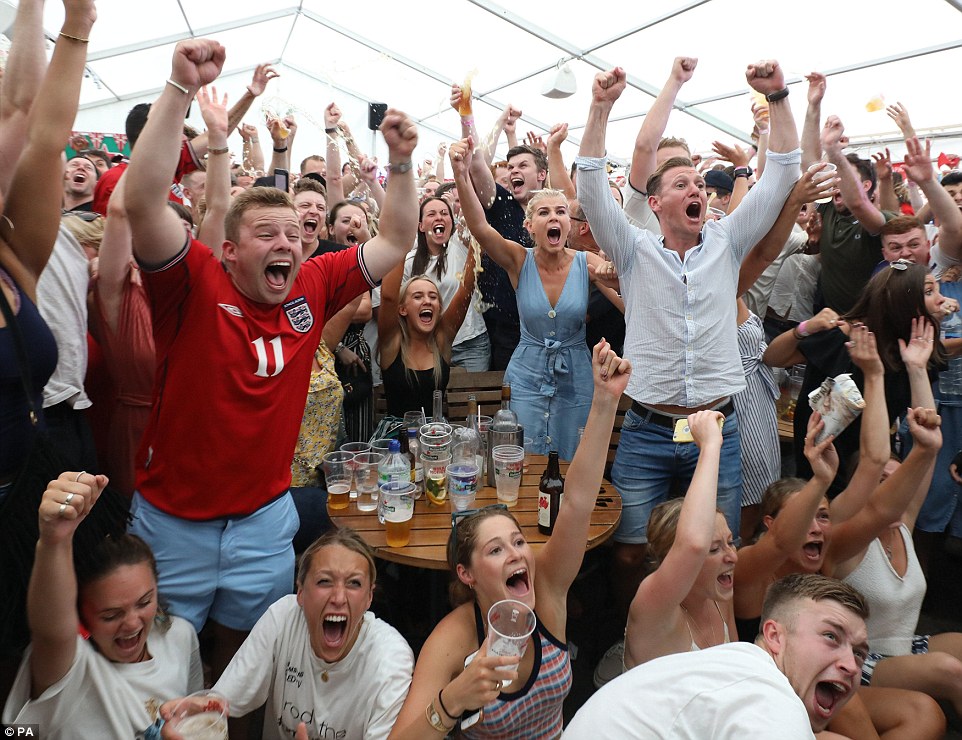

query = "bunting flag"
[[938, 152, 960, 170], [65, 130, 131, 158]]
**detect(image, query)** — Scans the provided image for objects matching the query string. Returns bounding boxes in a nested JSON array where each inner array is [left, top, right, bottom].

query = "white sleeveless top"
[[843, 524, 927, 656]]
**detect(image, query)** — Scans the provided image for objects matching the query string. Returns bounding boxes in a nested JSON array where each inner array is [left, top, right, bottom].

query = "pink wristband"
[[797, 320, 810, 337]]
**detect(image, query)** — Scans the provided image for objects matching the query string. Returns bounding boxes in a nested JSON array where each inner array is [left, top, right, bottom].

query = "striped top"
[[463, 603, 572, 739], [575, 150, 801, 407]]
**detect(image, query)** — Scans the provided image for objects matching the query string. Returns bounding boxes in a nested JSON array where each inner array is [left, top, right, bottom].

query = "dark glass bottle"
[[538, 451, 565, 535]]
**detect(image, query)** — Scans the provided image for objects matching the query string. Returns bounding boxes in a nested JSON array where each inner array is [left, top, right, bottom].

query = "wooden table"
[[329, 456, 622, 571]]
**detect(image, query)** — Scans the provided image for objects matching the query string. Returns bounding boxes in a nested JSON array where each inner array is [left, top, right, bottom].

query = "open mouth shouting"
[[322, 614, 349, 649], [505, 567, 530, 598], [717, 570, 734, 591], [265, 259, 292, 290], [345, 232, 359, 246], [685, 201, 702, 222], [814, 680, 850, 721], [801, 540, 823, 564], [511, 176, 525, 193], [114, 628, 145, 659], [417, 307, 435, 327], [302, 218, 319, 239], [546, 226, 562, 246]]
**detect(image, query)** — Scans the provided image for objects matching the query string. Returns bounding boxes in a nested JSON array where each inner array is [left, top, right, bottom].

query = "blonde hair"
[[395, 273, 445, 388], [62, 213, 105, 253], [523, 188, 569, 222]]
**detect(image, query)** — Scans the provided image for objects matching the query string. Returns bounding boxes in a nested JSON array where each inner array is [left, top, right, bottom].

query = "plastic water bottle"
[[379, 439, 410, 489]]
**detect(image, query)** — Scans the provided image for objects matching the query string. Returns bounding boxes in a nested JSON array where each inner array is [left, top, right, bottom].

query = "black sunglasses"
[[450, 503, 509, 532]]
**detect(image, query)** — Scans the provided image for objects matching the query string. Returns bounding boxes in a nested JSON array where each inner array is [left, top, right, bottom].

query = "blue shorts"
[[860, 635, 929, 685], [610, 406, 742, 544], [129, 492, 299, 632]]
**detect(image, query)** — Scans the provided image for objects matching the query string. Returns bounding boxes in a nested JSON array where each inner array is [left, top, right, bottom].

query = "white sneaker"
[[593, 640, 625, 688]]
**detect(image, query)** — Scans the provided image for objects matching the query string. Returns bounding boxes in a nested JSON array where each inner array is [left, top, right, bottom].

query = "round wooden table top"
[[328, 455, 622, 571]]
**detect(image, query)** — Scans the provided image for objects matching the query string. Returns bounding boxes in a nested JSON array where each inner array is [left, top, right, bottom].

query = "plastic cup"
[[522, 436, 535, 473], [379, 481, 415, 546], [487, 599, 536, 688], [371, 438, 394, 457], [353, 452, 384, 512], [419, 422, 453, 461], [421, 451, 452, 505], [323, 451, 354, 510], [167, 691, 229, 740], [809, 161, 838, 204], [448, 463, 480, 511], [492, 444, 525, 508], [341, 442, 372, 497]]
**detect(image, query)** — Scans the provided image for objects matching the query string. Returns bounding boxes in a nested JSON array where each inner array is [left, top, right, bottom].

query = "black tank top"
[[382, 353, 450, 418]]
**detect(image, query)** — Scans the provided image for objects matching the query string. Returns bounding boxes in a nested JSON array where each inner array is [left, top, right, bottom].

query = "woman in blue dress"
[[449, 137, 609, 460]]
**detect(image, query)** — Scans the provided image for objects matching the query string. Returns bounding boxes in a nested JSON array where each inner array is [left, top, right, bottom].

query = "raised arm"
[[711, 140, 752, 212], [869, 150, 898, 215], [357, 156, 386, 211], [827, 406, 941, 569], [2, 0, 95, 291], [376, 259, 405, 365], [626, 411, 722, 655], [800, 73, 826, 170], [822, 116, 886, 234], [537, 341, 630, 606], [28, 472, 108, 698], [737, 165, 837, 295], [903, 137, 962, 260], [627, 57, 696, 193], [438, 238, 477, 348], [357, 109, 419, 282], [450, 84, 498, 209], [238, 123, 265, 175], [546, 123, 576, 200], [733, 416, 838, 617], [435, 142, 447, 184], [266, 114, 293, 173], [826, 326, 891, 524], [0, 0, 47, 196], [448, 137, 525, 282], [95, 175, 133, 334], [126, 39, 225, 266], [324, 103, 346, 206], [196, 86, 230, 256]]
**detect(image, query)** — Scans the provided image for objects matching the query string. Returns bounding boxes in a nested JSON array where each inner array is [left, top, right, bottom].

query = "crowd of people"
[[3, 1, 962, 737]]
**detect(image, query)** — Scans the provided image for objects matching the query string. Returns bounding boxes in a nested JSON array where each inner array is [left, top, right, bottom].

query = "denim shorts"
[[451, 331, 491, 372], [129, 492, 299, 631], [610, 407, 742, 544]]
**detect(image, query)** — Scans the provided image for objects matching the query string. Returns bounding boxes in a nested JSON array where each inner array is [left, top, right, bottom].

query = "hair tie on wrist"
[[273, 146, 288, 153]]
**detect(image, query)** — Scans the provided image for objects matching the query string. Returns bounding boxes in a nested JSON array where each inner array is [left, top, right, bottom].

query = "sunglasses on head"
[[450, 503, 509, 532]]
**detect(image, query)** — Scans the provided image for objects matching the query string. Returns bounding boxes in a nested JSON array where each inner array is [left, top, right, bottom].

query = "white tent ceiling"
[[37, 0, 962, 172]]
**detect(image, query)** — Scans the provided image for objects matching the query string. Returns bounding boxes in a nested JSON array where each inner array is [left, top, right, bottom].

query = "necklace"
[[680, 603, 717, 648], [883, 527, 898, 561]]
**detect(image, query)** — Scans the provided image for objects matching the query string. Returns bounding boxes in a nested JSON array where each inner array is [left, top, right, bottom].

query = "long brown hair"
[[411, 196, 451, 279], [843, 262, 944, 372], [447, 510, 522, 606]]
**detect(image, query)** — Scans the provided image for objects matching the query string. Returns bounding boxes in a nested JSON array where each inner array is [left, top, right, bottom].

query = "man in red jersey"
[[123, 38, 418, 677]]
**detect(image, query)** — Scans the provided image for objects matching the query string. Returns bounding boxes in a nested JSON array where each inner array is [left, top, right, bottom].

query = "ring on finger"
[[75, 470, 86, 483], [58, 503, 67, 516], [64, 492, 75, 505]]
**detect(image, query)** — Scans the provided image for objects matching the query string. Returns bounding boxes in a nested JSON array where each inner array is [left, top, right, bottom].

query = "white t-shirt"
[[3, 616, 202, 739], [37, 226, 92, 409], [562, 642, 815, 739], [214, 595, 414, 740], [371, 236, 486, 346]]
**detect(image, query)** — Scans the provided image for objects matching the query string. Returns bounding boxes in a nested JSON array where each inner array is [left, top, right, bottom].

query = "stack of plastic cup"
[[322, 451, 354, 510], [353, 452, 383, 512], [492, 444, 525, 508]]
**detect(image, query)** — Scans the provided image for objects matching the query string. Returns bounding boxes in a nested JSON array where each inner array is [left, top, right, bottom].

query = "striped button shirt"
[[575, 150, 801, 407]]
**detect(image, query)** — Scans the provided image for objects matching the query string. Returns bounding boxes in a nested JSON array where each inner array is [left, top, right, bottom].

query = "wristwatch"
[[426, 701, 451, 733], [733, 165, 753, 179]]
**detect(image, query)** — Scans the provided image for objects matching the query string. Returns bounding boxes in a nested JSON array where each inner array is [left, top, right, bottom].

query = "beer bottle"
[[538, 451, 564, 535]]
